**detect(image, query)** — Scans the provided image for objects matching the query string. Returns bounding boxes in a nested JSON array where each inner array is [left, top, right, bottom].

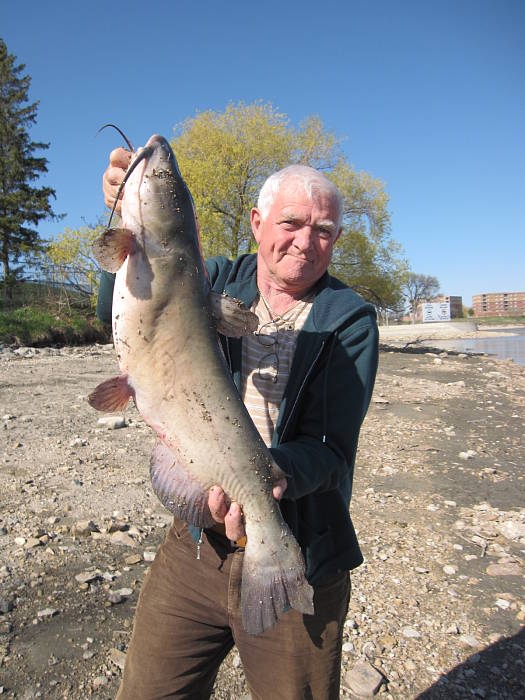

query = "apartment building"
[[472, 292, 525, 317]]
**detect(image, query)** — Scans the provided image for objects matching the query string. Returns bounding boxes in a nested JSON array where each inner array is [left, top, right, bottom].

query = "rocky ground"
[[0, 343, 524, 699]]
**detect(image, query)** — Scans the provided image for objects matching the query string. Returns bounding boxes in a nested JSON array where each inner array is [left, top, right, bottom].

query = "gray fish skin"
[[89, 135, 313, 635]]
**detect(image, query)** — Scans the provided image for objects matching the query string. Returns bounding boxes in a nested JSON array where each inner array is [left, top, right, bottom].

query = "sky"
[[2, 0, 524, 306]]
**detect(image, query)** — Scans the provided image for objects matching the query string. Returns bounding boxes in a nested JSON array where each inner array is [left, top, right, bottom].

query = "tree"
[[45, 223, 104, 307], [404, 272, 440, 322], [0, 38, 60, 300], [171, 102, 406, 308]]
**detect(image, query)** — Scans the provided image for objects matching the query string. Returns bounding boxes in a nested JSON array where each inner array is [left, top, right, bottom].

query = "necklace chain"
[[258, 289, 311, 328]]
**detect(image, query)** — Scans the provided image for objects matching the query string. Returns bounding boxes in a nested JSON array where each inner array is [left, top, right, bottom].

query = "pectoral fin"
[[150, 441, 215, 528], [93, 228, 136, 272], [88, 375, 133, 411], [210, 292, 259, 337]]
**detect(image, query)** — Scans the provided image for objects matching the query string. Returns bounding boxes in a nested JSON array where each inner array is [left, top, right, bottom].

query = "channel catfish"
[[88, 134, 314, 635]]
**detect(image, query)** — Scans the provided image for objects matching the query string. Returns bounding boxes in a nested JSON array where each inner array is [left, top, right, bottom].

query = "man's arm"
[[271, 311, 378, 500]]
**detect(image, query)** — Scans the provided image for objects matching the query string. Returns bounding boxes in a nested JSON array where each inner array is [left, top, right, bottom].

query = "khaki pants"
[[116, 520, 351, 700]]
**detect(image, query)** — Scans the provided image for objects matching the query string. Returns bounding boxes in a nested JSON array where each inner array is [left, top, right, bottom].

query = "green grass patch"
[[475, 315, 525, 326], [0, 306, 110, 346]]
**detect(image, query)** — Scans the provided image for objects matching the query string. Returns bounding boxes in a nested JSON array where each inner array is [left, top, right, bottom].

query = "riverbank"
[[378, 321, 520, 344], [0, 345, 524, 698]]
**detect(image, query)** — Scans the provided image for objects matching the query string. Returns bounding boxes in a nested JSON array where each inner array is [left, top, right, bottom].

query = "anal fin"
[[150, 440, 215, 528]]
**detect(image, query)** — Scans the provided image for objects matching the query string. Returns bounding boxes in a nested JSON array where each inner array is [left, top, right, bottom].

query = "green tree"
[[0, 38, 60, 300], [45, 223, 104, 307], [404, 272, 440, 322], [171, 102, 405, 307]]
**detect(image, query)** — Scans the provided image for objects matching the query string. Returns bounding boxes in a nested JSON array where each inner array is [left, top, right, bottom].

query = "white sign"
[[422, 302, 451, 323]]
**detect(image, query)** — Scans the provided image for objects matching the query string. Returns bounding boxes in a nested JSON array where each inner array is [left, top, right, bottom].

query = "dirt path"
[[0, 344, 524, 698]]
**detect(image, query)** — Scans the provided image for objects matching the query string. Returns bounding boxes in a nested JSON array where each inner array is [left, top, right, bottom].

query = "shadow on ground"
[[416, 628, 525, 699]]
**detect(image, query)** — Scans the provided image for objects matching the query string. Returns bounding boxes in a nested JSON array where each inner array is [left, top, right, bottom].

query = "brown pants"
[[116, 521, 350, 700]]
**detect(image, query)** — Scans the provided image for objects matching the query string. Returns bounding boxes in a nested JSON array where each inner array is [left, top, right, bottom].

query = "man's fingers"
[[272, 477, 287, 501], [224, 502, 245, 542], [208, 486, 229, 523], [110, 147, 132, 169]]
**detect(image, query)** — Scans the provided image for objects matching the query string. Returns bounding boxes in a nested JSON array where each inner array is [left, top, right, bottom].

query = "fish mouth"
[[107, 136, 172, 229]]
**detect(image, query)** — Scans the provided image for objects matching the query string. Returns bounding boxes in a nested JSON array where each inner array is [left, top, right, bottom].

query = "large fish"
[[88, 134, 314, 635]]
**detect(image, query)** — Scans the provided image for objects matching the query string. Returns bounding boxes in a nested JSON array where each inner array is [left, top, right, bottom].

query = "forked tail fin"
[[241, 521, 314, 635]]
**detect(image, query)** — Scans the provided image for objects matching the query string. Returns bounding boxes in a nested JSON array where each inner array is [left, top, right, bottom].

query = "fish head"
[[122, 134, 198, 256]]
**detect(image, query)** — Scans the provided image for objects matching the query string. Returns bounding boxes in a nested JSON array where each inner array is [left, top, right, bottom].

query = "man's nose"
[[292, 227, 314, 252]]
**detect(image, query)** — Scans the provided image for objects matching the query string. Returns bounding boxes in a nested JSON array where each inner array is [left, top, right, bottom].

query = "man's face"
[[251, 181, 342, 293]]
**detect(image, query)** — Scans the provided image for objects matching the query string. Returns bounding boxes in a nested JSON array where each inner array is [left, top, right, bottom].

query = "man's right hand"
[[103, 147, 131, 214]]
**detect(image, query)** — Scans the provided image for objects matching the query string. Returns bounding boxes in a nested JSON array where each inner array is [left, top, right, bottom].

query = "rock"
[[343, 660, 384, 697], [402, 627, 421, 639], [110, 531, 136, 547], [459, 450, 477, 460], [75, 570, 101, 584], [143, 550, 156, 562], [460, 634, 480, 648], [71, 520, 99, 537], [486, 562, 522, 576], [92, 676, 108, 689], [97, 416, 127, 430], [108, 592, 123, 605], [108, 647, 126, 670], [342, 641, 355, 652], [497, 519, 525, 541], [24, 538, 41, 549], [125, 553, 142, 565], [443, 565, 457, 575], [37, 608, 58, 618], [0, 599, 14, 614]]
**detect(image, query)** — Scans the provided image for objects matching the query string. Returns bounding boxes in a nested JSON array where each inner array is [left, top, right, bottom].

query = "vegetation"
[[0, 38, 62, 300], [172, 102, 407, 311], [403, 272, 440, 322], [0, 305, 109, 346]]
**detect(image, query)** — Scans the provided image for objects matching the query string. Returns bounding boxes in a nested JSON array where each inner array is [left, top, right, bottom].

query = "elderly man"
[[99, 148, 378, 700]]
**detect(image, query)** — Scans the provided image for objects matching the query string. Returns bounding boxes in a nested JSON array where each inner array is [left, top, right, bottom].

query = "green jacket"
[[97, 254, 378, 583]]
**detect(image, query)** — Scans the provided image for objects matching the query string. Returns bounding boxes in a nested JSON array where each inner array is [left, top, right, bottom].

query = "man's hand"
[[103, 147, 131, 213], [208, 479, 287, 543]]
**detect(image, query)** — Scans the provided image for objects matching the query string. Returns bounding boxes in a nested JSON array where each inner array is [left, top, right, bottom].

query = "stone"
[[108, 647, 126, 670], [125, 553, 142, 565], [0, 599, 14, 614], [402, 627, 421, 639], [460, 634, 480, 648], [75, 570, 101, 584], [97, 416, 127, 430], [143, 550, 156, 562], [110, 531, 136, 547], [343, 660, 384, 697], [71, 520, 99, 537], [37, 608, 58, 618], [443, 565, 457, 575], [486, 563, 521, 576]]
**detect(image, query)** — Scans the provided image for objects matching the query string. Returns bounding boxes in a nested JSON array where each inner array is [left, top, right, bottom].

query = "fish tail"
[[241, 521, 314, 636]]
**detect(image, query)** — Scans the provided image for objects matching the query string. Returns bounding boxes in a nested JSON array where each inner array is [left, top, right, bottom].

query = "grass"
[[474, 315, 525, 326], [0, 305, 111, 346]]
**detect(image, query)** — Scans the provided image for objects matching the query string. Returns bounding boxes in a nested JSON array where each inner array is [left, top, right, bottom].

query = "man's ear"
[[251, 208, 262, 244]]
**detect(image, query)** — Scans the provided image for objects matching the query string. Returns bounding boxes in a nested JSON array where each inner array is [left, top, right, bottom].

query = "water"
[[435, 327, 525, 366]]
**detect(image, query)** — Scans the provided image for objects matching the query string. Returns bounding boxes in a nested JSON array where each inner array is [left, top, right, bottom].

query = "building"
[[472, 292, 525, 317], [414, 295, 463, 322]]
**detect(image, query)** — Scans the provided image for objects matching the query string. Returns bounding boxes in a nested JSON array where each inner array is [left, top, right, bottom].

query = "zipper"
[[278, 338, 327, 444]]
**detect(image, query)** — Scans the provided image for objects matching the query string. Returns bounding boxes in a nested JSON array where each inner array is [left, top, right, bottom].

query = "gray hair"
[[257, 165, 343, 228]]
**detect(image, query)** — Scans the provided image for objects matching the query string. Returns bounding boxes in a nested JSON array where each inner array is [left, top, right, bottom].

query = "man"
[[100, 148, 378, 699]]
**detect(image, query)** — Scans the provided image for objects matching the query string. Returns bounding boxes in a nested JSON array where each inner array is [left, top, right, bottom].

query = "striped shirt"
[[241, 293, 313, 447]]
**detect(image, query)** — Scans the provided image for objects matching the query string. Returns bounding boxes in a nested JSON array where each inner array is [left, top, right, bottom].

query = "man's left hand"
[[208, 479, 287, 542]]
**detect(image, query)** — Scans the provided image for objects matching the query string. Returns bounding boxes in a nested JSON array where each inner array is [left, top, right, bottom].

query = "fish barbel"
[[88, 134, 314, 634]]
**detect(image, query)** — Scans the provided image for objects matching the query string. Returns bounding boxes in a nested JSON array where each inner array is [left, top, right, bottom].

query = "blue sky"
[[3, 0, 524, 305]]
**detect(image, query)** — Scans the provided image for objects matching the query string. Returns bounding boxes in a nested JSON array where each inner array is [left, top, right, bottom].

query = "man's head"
[[251, 165, 343, 295]]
